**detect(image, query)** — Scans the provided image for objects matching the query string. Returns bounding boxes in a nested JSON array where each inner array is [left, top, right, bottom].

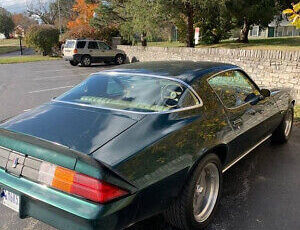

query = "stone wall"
[[118, 45, 300, 104]]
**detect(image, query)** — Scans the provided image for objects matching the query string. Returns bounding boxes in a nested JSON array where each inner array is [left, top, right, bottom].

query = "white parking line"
[[33, 69, 73, 73], [33, 74, 87, 81], [28, 86, 74, 94]]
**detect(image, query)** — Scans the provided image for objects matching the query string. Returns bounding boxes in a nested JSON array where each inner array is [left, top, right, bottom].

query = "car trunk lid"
[[0, 102, 139, 154]]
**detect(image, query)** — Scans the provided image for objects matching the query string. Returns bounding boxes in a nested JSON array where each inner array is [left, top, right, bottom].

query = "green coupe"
[[0, 61, 295, 230]]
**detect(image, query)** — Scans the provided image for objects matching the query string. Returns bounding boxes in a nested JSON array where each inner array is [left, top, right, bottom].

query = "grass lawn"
[[146, 37, 300, 51], [0, 55, 61, 64], [0, 39, 26, 55], [295, 106, 300, 123], [0, 39, 21, 47], [0, 46, 21, 55]]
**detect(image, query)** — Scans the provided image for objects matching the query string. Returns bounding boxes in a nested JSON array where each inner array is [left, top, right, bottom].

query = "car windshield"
[[56, 73, 199, 113]]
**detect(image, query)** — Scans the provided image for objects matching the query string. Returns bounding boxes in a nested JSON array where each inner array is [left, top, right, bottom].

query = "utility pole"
[[58, 0, 62, 34]]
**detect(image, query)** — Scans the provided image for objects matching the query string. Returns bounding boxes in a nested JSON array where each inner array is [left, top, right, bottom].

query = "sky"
[[0, 0, 51, 13], [0, 0, 28, 13]]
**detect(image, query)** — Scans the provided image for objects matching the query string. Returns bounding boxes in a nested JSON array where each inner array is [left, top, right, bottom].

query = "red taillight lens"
[[72, 174, 128, 203], [38, 163, 128, 203], [73, 49, 78, 54]]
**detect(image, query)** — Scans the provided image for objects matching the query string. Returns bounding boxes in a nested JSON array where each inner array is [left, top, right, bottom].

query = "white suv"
[[63, 39, 126, 67]]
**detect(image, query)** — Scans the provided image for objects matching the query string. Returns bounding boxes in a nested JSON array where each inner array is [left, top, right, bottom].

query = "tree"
[[156, 0, 202, 47], [225, 0, 278, 43], [91, 0, 168, 46], [195, 0, 233, 44], [12, 13, 38, 31], [283, 2, 300, 29], [0, 8, 15, 38], [67, 0, 97, 29], [62, 24, 119, 44], [27, 0, 58, 25], [25, 25, 59, 55]]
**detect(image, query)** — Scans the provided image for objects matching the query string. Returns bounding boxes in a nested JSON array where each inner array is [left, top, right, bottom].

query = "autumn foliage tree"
[[64, 0, 118, 43], [67, 0, 97, 29], [283, 2, 300, 29], [12, 13, 37, 31]]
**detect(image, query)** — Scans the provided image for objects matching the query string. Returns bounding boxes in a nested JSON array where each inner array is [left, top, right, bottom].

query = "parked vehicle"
[[63, 39, 126, 67], [0, 61, 295, 230]]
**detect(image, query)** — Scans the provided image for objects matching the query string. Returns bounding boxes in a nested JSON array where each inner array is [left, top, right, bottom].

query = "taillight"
[[38, 162, 128, 203], [73, 49, 78, 54]]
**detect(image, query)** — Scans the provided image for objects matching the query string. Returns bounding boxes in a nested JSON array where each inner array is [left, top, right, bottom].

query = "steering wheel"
[[161, 84, 184, 108]]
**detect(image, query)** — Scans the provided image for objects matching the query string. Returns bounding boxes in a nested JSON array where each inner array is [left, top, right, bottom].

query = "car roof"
[[67, 39, 104, 42], [101, 61, 239, 84]]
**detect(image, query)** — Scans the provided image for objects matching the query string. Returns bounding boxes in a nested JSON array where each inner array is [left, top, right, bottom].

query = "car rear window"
[[76, 41, 86, 49], [56, 74, 200, 113], [65, 41, 75, 48], [98, 42, 111, 50]]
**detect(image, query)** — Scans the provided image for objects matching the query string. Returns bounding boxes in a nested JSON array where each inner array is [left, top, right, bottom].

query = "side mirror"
[[260, 89, 271, 98]]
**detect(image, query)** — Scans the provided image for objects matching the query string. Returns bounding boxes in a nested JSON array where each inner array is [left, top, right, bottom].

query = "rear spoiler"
[[0, 128, 137, 192]]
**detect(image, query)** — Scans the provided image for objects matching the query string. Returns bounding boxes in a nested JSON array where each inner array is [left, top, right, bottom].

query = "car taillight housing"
[[38, 162, 128, 203]]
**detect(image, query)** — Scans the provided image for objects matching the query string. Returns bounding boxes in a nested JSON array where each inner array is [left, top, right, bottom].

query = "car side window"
[[76, 41, 86, 49], [98, 42, 111, 50], [208, 70, 260, 108], [88, 41, 99, 49]]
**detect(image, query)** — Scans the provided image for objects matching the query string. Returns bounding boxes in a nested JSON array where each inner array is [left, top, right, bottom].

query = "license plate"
[[1, 190, 20, 212]]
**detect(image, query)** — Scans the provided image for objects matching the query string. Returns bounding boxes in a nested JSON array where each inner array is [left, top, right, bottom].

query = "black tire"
[[164, 153, 223, 230], [70, 60, 79, 66], [114, 54, 125, 65], [272, 107, 294, 144], [81, 55, 92, 67]]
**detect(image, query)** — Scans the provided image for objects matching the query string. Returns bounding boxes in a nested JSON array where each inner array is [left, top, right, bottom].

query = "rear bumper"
[[0, 168, 136, 230], [63, 54, 83, 62]]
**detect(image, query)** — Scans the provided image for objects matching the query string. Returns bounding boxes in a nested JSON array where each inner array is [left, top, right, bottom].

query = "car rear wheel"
[[81, 55, 92, 67], [70, 60, 79, 66], [115, 54, 125, 65], [164, 153, 222, 230], [272, 107, 294, 144]]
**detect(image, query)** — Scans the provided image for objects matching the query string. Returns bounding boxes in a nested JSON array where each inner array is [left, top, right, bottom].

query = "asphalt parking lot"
[[0, 60, 299, 230]]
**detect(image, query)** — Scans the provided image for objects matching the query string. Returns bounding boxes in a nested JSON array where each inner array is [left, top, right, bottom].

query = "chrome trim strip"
[[222, 134, 272, 173]]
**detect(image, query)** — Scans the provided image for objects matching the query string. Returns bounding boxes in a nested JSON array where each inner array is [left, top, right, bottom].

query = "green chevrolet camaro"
[[0, 61, 295, 230]]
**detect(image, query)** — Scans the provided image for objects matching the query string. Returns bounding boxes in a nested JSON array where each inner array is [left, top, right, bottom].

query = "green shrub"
[[25, 25, 59, 56]]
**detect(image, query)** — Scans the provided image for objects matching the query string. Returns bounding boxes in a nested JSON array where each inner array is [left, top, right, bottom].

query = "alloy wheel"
[[193, 163, 220, 223], [284, 109, 293, 137]]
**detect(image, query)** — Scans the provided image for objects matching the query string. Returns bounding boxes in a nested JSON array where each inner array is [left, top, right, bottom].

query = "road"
[[0, 60, 299, 230]]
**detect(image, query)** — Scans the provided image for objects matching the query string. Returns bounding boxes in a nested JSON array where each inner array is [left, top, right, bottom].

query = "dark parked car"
[[0, 61, 295, 230]]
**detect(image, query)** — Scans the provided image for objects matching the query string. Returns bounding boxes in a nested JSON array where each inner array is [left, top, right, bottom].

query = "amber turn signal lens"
[[38, 162, 129, 203]]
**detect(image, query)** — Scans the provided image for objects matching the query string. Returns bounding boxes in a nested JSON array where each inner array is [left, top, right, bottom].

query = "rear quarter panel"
[[92, 78, 235, 219]]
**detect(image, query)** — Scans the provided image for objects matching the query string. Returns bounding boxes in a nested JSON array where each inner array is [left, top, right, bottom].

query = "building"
[[249, 18, 300, 38]]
